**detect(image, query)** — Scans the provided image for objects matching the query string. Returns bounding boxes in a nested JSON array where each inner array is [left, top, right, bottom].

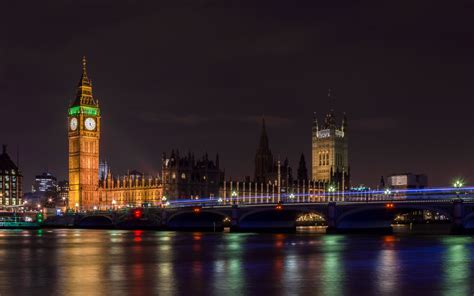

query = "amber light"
[[193, 207, 201, 213], [385, 203, 394, 209], [275, 204, 283, 211]]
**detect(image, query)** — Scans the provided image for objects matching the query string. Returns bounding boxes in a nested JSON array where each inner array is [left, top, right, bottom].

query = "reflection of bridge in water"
[[56, 187, 474, 233]]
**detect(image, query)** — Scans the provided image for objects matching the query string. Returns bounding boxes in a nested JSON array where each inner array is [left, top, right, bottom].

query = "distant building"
[[33, 172, 58, 193], [162, 150, 224, 200], [387, 173, 428, 190], [99, 170, 162, 208], [0, 145, 22, 206], [311, 108, 350, 191], [58, 180, 69, 205]]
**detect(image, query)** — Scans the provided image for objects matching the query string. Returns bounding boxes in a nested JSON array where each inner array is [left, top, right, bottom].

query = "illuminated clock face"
[[84, 118, 96, 130], [70, 118, 78, 131]]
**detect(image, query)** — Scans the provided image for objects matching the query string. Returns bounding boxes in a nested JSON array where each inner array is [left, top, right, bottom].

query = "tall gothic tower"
[[254, 118, 275, 183], [311, 109, 349, 189], [68, 57, 101, 210]]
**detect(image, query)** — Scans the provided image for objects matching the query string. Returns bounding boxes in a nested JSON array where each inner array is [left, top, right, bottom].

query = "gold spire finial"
[[82, 56, 87, 74]]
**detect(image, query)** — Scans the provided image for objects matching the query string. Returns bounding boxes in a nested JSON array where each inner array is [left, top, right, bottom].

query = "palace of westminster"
[[63, 58, 349, 210]]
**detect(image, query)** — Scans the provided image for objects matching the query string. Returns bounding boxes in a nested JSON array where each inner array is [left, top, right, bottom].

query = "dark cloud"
[[2, 0, 474, 189]]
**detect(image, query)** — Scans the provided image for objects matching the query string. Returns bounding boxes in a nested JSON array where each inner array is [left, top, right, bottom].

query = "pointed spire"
[[82, 56, 87, 75], [312, 112, 319, 133], [73, 56, 97, 107], [342, 112, 348, 132]]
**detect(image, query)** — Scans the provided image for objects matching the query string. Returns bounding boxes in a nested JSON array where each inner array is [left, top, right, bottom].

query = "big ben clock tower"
[[68, 57, 101, 210]]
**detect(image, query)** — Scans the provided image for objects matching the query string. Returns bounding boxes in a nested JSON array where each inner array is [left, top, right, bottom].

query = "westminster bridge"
[[43, 187, 474, 233]]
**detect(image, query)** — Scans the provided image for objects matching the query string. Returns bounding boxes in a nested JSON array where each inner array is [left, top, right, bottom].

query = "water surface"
[[0, 229, 473, 295]]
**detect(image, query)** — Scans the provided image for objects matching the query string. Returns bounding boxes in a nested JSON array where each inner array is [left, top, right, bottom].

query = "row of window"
[[319, 152, 330, 166]]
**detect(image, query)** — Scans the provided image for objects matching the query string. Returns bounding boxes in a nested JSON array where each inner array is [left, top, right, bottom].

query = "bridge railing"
[[164, 187, 474, 208]]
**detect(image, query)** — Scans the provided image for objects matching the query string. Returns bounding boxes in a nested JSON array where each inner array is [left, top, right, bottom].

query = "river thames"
[[0, 228, 472, 296]]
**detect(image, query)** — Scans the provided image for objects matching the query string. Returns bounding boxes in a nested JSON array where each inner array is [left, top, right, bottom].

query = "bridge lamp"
[[453, 180, 464, 189], [162, 196, 167, 202], [218, 198, 223, 203], [453, 179, 464, 199], [289, 193, 295, 200], [231, 191, 238, 199], [384, 189, 391, 195], [48, 198, 53, 203], [93, 206, 98, 211], [328, 186, 336, 193]]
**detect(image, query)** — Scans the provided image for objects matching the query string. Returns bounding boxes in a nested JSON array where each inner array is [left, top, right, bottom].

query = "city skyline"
[[3, 1, 474, 190]]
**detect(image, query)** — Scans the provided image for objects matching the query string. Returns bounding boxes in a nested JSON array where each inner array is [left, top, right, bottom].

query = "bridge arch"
[[336, 204, 452, 230], [167, 208, 230, 231], [238, 207, 327, 231], [462, 210, 474, 228], [78, 215, 114, 228]]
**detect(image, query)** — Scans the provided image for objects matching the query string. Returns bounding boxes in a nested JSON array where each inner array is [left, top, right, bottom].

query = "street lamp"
[[289, 193, 295, 202], [384, 188, 392, 201], [453, 179, 464, 200], [231, 191, 238, 204], [327, 185, 336, 202], [112, 199, 117, 210]]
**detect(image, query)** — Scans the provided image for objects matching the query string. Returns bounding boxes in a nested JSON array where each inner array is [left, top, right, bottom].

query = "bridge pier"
[[451, 200, 464, 234], [325, 202, 338, 234]]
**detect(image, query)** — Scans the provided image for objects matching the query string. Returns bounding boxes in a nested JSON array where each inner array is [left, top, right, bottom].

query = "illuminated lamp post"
[[289, 193, 295, 203], [75, 203, 79, 212], [384, 188, 392, 201], [112, 199, 117, 210], [453, 179, 464, 200], [231, 191, 238, 205], [327, 185, 336, 202], [161, 196, 167, 208]]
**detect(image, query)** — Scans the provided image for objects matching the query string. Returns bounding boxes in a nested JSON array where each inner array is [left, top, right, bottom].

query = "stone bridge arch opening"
[[167, 210, 228, 231], [238, 208, 327, 231], [78, 215, 114, 228], [336, 204, 452, 232]]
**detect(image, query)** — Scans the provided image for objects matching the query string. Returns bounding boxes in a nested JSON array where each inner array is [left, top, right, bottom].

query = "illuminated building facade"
[[99, 170, 162, 208], [0, 145, 22, 206], [162, 150, 224, 200], [68, 57, 101, 210], [67, 58, 163, 210], [311, 109, 350, 191], [33, 172, 58, 193], [387, 173, 428, 190]]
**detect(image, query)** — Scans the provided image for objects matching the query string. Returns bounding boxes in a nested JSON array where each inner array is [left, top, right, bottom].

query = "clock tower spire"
[[68, 57, 101, 210]]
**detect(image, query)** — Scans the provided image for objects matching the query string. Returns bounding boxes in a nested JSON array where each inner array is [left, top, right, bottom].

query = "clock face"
[[84, 118, 96, 130], [70, 118, 78, 131]]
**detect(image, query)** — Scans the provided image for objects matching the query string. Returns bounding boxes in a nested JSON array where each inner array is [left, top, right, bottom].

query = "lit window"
[[181, 173, 186, 179]]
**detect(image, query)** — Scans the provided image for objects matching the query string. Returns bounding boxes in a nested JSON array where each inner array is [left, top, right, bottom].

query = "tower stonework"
[[311, 110, 349, 190], [68, 57, 101, 210]]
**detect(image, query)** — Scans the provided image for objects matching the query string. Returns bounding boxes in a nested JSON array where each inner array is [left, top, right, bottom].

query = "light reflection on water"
[[0, 229, 472, 295]]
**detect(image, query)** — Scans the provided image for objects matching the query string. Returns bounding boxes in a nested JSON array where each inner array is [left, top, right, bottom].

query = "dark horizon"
[[3, 0, 474, 191]]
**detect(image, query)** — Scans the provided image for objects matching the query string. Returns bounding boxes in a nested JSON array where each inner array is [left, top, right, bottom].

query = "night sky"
[[2, 0, 474, 191]]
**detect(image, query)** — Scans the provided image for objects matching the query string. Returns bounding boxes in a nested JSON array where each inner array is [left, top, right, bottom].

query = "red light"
[[134, 209, 142, 219], [193, 207, 201, 213], [385, 203, 394, 209], [275, 204, 283, 211]]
